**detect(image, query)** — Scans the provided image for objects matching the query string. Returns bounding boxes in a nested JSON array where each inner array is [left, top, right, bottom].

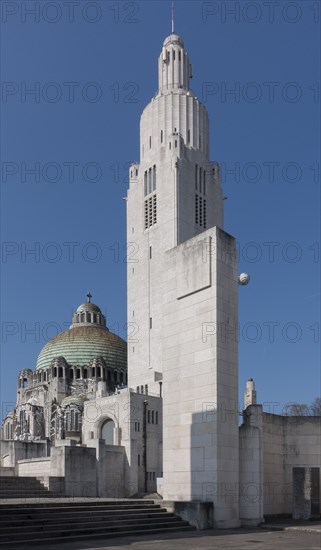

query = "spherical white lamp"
[[238, 273, 250, 286]]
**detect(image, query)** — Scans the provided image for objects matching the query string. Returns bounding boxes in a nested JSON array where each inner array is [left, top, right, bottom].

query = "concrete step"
[[0, 515, 181, 535], [0, 484, 46, 487], [0, 497, 155, 512], [0, 502, 161, 515], [0, 480, 45, 485], [0, 510, 174, 527], [1, 525, 195, 547], [0, 522, 194, 544], [0, 496, 57, 500], [0, 476, 54, 499], [0, 490, 48, 493], [0, 490, 52, 493], [0, 500, 195, 545], [0, 477, 42, 484]]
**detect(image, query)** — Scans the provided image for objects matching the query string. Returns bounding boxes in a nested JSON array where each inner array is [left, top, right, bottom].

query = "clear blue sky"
[[1, 0, 320, 421]]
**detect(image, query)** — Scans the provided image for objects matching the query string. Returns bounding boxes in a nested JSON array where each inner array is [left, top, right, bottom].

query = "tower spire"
[[171, 1, 174, 34]]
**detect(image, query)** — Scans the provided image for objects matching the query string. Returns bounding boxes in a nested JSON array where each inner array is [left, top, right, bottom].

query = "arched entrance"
[[100, 418, 115, 445]]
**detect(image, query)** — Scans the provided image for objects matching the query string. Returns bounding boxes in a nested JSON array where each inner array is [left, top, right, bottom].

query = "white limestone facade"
[[161, 228, 239, 527]]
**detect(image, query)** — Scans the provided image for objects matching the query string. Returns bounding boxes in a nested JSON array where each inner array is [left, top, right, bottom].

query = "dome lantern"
[[71, 293, 107, 328]]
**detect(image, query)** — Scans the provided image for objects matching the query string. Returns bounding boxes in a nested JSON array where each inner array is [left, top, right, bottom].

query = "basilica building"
[[1, 30, 320, 528], [3, 295, 128, 444]]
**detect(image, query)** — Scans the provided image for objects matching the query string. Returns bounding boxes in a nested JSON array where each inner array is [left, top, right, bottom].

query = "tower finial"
[[171, 0, 174, 34], [86, 291, 92, 303]]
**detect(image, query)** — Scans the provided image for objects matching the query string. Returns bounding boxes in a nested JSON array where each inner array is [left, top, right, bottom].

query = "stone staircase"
[[0, 500, 195, 545], [0, 476, 56, 499]]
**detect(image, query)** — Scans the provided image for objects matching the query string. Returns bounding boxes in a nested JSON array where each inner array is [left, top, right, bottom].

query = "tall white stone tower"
[[127, 31, 239, 527], [127, 33, 223, 393]]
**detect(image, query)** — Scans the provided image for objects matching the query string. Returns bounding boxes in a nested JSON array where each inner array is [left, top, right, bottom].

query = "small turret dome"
[[76, 302, 101, 314], [163, 33, 184, 47]]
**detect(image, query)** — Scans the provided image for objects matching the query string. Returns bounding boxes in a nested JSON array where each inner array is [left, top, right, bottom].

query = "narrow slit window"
[[153, 165, 156, 191], [144, 171, 147, 196], [148, 168, 152, 194]]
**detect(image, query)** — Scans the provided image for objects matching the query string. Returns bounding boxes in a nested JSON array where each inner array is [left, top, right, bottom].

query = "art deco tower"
[[127, 33, 224, 393], [127, 31, 239, 527]]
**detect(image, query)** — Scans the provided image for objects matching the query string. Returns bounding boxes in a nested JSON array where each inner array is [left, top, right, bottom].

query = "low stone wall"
[[0, 466, 15, 476], [17, 457, 51, 477], [51, 445, 97, 497], [1, 440, 50, 468]]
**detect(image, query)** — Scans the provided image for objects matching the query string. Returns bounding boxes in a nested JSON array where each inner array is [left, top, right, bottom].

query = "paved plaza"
[[8, 524, 321, 550]]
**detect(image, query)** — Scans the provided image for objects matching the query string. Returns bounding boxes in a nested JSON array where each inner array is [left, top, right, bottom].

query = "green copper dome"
[[36, 325, 127, 371], [36, 296, 127, 371]]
